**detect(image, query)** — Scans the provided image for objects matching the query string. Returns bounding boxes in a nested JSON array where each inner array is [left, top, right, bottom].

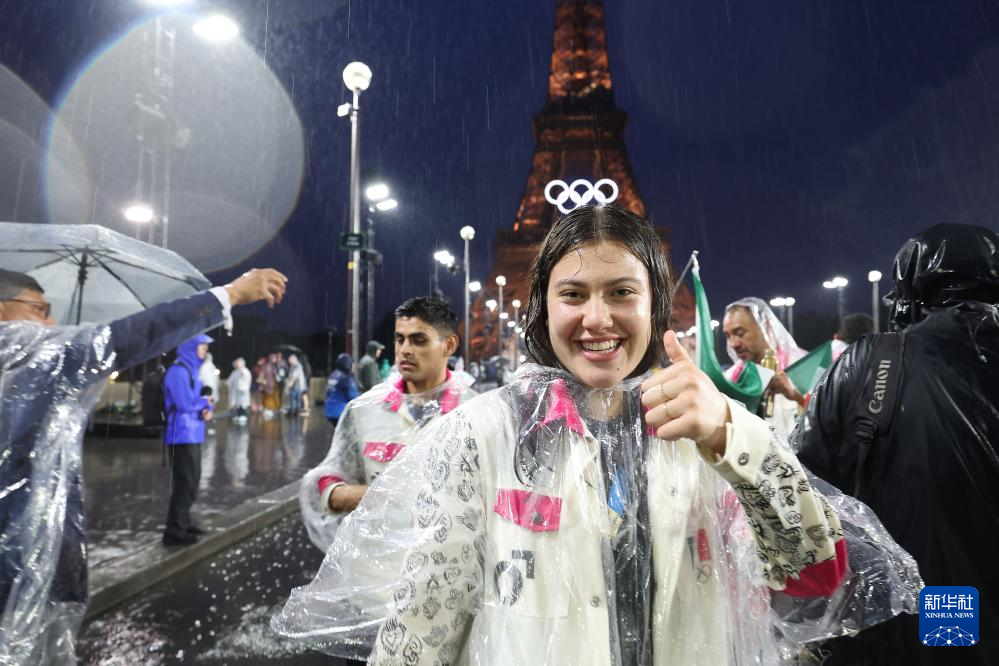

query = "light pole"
[[485, 298, 498, 360], [460, 226, 476, 363], [768, 296, 796, 336], [495, 275, 506, 356], [362, 185, 398, 341], [868, 270, 883, 331], [467, 280, 481, 359], [123, 204, 155, 240], [340, 61, 372, 362], [785, 296, 795, 337], [769, 296, 787, 327], [511, 299, 521, 369], [823, 276, 849, 321], [433, 249, 457, 298]]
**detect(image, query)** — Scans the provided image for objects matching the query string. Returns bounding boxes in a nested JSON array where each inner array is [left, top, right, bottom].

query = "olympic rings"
[[544, 178, 620, 214]]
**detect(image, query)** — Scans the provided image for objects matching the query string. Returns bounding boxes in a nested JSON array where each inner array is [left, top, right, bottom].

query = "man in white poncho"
[[226, 357, 252, 424], [722, 298, 807, 440], [298, 296, 478, 552], [275, 206, 920, 665]]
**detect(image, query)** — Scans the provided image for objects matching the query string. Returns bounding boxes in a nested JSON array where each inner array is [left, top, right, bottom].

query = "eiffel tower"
[[469, 0, 693, 362]]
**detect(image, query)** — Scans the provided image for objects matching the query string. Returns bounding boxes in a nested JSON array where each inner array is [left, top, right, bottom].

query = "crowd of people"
[[1, 207, 996, 665]]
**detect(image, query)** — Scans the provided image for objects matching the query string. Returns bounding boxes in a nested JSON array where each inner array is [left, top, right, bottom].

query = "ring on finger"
[[663, 400, 673, 420], [659, 383, 669, 404]]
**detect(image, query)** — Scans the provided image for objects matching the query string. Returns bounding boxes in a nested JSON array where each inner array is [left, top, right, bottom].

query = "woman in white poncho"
[[274, 205, 920, 665]]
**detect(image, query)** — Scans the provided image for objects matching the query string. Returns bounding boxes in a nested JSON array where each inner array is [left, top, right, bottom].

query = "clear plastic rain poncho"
[[724, 297, 806, 374], [0, 322, 118, 664], [226, 360, 253, 411], [724, 297, 808, 440], [274, 363, 921, 665], [299, 371, 478, 551]]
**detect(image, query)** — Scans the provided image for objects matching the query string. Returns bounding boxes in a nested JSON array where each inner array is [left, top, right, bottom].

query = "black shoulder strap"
[[851, 331, 906, 498]]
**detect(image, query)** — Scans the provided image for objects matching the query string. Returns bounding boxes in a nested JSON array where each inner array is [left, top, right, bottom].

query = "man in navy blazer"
[[0, 267, 286, 665]]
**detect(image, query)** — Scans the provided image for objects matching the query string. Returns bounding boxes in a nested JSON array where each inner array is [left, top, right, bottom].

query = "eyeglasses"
[[2, 299, 52, 318]]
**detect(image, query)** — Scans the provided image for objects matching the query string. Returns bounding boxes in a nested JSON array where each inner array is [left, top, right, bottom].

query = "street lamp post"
[[485, 298, 498, 361], [460, 226, 476, 364], [432, 249, 439, 295], [363, 184, 397, 341], [495, 275, 506, 357], [822, 276, 849, 321], [341, 61, 372, 362], [467, 280, 481, 360], [768, 296, 796, 336], [433, 249, 456, 297], [123, 204, 155, 241], [785, 296, 796, 337], [868, 270, 883, 332]]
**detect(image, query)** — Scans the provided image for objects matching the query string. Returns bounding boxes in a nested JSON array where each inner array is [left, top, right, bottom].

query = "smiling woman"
[[524, 205, 672, 382], [274, 205, 921, 666]]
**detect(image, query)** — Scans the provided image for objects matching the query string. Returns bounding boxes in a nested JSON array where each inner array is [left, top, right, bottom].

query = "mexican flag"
[[690, 263, 768, 412], [785, 340, 833, 395]]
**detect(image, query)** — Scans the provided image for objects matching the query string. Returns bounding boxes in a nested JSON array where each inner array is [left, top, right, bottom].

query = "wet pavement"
[[83, 410, 333, 569], [79, 515, 354, 665]]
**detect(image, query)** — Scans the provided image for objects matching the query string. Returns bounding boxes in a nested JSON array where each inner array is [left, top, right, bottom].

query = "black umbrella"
[[273, 344, 312, 381]]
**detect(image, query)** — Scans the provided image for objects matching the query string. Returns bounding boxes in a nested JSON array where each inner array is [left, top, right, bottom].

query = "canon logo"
[[868, 359, 891, 414]]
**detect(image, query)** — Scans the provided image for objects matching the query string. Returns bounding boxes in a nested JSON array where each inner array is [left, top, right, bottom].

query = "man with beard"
[[722, 297, 807, 438]]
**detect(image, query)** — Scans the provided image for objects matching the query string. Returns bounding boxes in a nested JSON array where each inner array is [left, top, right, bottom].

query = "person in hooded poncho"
[[299, 297, 478, 552], [357, 339, 386, 393], [162, 333, 216, 546], [722, 298, 807, 440], [0, 267, 286, 665], [325, 352, 360, 425], [273, 206, 920, 665], [198, 350, 220, 404], [226, 357, 253, 424], [793, 223, 999, 666]]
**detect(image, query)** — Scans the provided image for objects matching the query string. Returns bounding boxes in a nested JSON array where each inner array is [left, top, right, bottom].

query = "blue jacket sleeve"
[[109, 291, 224, 371]]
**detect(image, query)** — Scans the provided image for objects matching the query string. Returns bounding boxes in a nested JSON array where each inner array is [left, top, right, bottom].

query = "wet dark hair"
[[836, 313, 875, 344], [0, 269, 44, 301], [395, 296, 459, 336], [523, 204, 673, 377]]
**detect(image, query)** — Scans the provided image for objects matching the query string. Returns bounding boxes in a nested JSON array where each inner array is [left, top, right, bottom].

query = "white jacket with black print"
[[275, 366, 921, 665], [298, 371, 477, 551]]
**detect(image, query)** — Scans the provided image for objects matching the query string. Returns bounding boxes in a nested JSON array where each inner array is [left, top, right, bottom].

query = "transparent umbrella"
[[0, 222, 210, 325]]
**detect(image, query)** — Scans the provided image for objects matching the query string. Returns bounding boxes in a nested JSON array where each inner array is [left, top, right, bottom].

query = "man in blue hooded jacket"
[[0, 267, 286, 665], [324, 352, 359, 426], [162, 332, 216, 545]]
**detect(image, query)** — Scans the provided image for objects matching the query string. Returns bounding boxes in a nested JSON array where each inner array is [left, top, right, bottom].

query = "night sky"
[[2, 0, 999, 344]]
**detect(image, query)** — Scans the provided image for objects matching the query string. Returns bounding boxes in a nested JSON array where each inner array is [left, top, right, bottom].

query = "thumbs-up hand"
[[640, 330, 731, 456]]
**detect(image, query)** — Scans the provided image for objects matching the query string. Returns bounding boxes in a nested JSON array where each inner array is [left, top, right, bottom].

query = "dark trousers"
[[164, 443, 202, 537]]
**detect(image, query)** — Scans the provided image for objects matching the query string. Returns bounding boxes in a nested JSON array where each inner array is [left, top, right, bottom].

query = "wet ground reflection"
[[79, 515, 350, 665], [83, 411, 332, 568]]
